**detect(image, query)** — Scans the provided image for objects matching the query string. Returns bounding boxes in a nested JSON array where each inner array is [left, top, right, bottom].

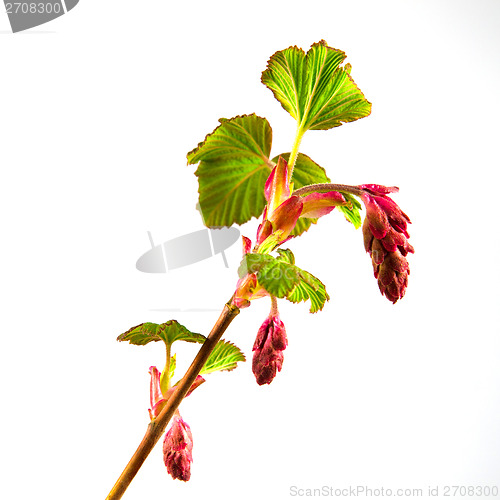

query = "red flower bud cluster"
[[252, 312, 288, 385], [359, 184, 414, 303], [163, 413, 193, 481], [149, 367, 204, 481]]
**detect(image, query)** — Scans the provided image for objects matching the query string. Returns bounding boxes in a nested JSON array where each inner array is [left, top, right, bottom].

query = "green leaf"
[[258, 258, 302, 298], [238, 252, 301, 298], [290, 217, 316, 236], [238, 250, 329, 312], [272, 152, 330, 236], [286, 152, 331, 188], [262, 40, 371, 132], [286, 268, 330, 313], [200, 340, 246, 375], [117, 322, 162, 346], [275, 248, 329, 312], [157, 320, 206, 346], [275, 248, 295, 265], [338, 193, 362, 229], [238, 252, 273, 278], [187, 114, 273, 227], [117, 320, 205, 347]]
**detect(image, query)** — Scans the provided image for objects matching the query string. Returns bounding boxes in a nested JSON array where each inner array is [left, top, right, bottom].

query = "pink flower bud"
[[359, 185, 414, 303], [256, 217, 273, 245], [149, 367, 204, 419], [163, 413, 193, 481], [267, 195, 303, 239], [359, 184, 399, 196], [242, 235, 252, 255], [265, 156, 291, 213], [252, 312, 288, 385], [232, 273, 268, 309], [259, 157, 303, 246], [148, 366, 167, 419]]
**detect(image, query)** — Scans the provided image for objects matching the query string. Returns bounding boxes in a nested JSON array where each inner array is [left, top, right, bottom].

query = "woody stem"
[[105, 300, 240, 500]]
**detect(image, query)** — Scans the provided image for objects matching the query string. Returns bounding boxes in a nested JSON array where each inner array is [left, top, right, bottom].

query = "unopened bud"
[[163, 414, 193, 481], [359, 186, 414, 303], [252, 312, 288, 385]]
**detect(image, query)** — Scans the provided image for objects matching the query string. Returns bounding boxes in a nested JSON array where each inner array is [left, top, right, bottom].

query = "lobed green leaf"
[[238, 252, 275, 278], [117, 322, 161, 346], [262, 40, 371, 132], [157, 320, 206, 346], [117, 320, 205, 347], [187, 114, 273, 227], [275, 248, 295, 265], [286, 268, 330, 313], [276, 249, 329, 312], [200, 340, 246, 375], [238, 249, 329, 311], [238, 252, 301, 298]]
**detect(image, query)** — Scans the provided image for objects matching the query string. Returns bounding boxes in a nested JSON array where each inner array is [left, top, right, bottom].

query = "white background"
[[1, 1, 500, 499]]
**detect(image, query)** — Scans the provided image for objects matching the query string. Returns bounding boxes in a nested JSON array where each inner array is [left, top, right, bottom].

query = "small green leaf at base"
[[238, 249, 329, 312], [276, 249, 329, 313], [286, 269, 330, 313], [238, 252, 301, 298]]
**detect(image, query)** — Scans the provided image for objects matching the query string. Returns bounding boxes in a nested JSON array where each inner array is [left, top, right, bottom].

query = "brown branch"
[[106, 300, 240, 500]]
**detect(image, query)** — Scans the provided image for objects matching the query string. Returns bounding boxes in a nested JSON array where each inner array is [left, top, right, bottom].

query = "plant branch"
[[106, 300, 240, 500]]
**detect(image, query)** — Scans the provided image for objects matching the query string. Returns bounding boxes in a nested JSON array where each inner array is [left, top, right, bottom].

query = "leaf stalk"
[[287, 125, 305, 182], [160, 342, 171, 394]]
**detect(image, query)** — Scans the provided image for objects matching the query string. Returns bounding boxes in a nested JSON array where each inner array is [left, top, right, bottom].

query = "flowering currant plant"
[[106, 40, 414, 499]]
